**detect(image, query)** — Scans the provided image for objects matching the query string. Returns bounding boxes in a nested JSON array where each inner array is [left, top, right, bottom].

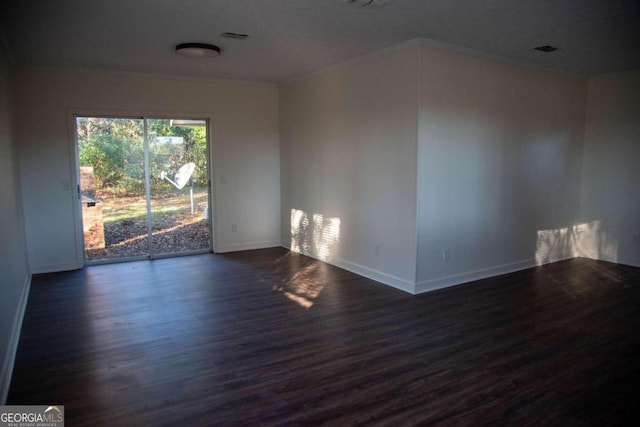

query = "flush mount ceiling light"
[[175, 43, 221, 58]]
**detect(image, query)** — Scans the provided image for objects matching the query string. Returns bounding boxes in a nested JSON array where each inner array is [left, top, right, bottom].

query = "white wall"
[[280, 43, 421, 292], [0, 45, 30, 403], [417, 43, 588, 292], [11, 40, 639, 301], [15, 67, 280, 272], [577, 70, 640, 267]]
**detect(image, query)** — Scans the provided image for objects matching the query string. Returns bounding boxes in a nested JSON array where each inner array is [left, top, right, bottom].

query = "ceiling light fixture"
[[175, 43, 221, 58]]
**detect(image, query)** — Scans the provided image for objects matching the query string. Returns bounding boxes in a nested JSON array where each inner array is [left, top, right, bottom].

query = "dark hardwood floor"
[[8, 248, 640, 426]]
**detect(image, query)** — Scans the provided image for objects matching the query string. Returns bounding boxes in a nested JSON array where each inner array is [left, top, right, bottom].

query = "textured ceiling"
[[1, 0, 639, 83]]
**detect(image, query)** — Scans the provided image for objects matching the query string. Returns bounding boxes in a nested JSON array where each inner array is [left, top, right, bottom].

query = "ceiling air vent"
[[221, 32, 249, 40], [534, 45, 558, 53], [344, 0, 387, 9]]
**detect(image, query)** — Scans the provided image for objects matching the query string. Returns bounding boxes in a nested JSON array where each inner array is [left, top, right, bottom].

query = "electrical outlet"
[[442, 249, 450, 262], [232, 224, 238, 232], [374, 245, 380, 256]]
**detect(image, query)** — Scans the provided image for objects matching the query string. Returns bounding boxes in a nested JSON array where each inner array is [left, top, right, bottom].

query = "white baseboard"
[[279, 242, 640, 297], [30, 261, 79, 274], [1, 272, 32, 404], [216, 240, 281, 254], [281, 241, 416, 294], [578, 253, 640, 269], [537, 254, 575, 266], [416, 258, 537, 294], [615, 255, 640, 268], [332, 258, 416, 294]]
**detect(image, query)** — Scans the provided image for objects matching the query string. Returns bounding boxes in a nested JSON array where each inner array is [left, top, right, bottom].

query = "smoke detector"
[[221, 32, 249, 40], [344, 0, 387, 9], [534, 45, 558, 53]]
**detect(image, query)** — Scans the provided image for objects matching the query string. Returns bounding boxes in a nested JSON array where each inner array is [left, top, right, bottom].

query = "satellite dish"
[[174, 162, 196, 189], [161, 162, 195, 190]]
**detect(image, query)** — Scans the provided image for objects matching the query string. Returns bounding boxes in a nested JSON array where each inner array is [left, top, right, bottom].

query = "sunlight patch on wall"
[[573, 220, 618, 263], [290, 209, 341, 262], [536, 226, 576, 266], [536, 220, 618, 266]]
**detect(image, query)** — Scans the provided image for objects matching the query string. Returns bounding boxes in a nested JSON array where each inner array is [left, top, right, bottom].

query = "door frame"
[[69, 109, 218, 268]]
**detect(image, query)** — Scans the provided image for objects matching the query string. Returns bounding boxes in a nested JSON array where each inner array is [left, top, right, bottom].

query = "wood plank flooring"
[[8, 248, 640, 426]]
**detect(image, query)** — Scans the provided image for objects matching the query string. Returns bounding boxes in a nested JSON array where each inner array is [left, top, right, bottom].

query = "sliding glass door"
[[147, 119, 210, 256], [76, 116, 211, 263]]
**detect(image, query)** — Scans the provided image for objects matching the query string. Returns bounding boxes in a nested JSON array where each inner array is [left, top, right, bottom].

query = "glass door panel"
[[77, 117, 148, 262], [77, 116, 210, 264], [147, 118, 211, 256]]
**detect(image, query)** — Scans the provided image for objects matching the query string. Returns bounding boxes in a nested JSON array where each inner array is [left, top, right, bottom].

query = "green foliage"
[[77, 117, 208, 195]]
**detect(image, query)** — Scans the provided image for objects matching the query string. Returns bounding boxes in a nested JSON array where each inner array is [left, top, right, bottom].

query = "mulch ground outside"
[[86, 212, 210, 261]]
